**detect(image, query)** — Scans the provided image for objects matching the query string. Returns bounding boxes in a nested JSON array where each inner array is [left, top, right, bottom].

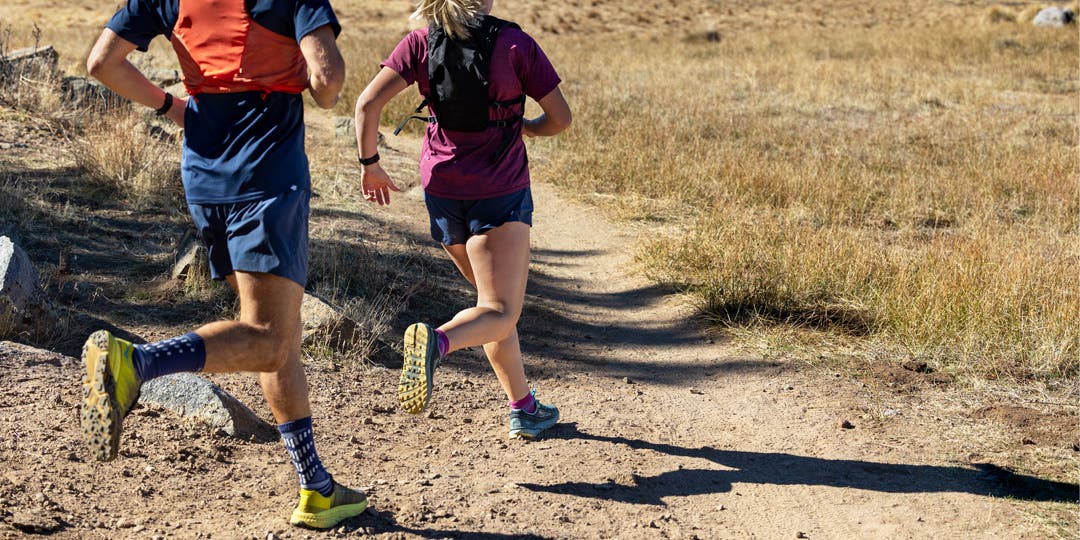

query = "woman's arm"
[[523, 86, 571, 138], [354, 67, 410, 205], [87, 29, 187, 126]]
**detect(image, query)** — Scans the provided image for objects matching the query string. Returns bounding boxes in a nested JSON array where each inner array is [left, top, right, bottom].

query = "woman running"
[[354, 0, 571, 438]]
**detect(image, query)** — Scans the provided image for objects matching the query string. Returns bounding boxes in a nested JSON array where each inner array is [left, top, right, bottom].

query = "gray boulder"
[[334, 116, 355, 138], [0, 46, 58, 81], [334, 117, 387, 148], [140, 373, 277, 442], [146, 68, 181, 87], [0, 340, 74, 367], [1033, 7, 1075, 26], [0, 236, 55, 339], [301, 292, 359, 349], [61, 76, 124, 110], [171, 230, 209, 281]]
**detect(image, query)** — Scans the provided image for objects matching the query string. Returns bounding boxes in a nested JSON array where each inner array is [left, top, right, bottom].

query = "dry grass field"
[[532, 24, 1079, 381], [0, 2, 1077, 537]]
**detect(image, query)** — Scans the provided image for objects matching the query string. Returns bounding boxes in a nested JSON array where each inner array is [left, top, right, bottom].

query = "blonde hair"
[[412, 0, 485, 41]]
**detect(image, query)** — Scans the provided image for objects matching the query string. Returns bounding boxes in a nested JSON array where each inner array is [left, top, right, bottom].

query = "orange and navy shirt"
[[106, 0, 340, 203]]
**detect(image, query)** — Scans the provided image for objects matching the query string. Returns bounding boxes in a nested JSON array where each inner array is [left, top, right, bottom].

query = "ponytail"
[[412, 0, 485, 40]]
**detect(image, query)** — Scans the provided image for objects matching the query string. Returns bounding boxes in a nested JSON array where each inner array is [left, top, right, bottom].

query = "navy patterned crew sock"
[[132, 332, 206, 381], [278, 417, 334, 497]]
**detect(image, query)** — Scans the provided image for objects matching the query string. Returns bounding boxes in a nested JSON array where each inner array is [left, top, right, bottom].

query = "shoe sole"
[[289, 498, 369, 529], [80, 330, 121, 461], [399, 323, 437, 414]]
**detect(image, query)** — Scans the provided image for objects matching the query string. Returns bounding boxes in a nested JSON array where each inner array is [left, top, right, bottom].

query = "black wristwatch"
[[155, 93, 174, 116], [358, 152, 380, 166]]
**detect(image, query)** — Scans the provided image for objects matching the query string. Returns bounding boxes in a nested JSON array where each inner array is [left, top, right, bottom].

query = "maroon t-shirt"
[[382, 25, 561, 199]]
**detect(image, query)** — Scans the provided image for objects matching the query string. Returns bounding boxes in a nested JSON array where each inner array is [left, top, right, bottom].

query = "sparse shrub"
[[303, 290, 403, 366], [982, 6, 1017, 24], [306, 228, 425, 365], [0, 24, 63, 115], [68, 106, 183, 209]]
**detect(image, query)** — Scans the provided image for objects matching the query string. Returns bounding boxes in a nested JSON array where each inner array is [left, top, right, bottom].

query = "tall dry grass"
[[0, 25, 64, 114], [532, 24, 1078, 379], [68, 107, 184, 209]]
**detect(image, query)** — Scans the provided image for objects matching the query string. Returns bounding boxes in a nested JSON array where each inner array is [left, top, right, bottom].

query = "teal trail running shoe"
[[508, 394, 559, 439]]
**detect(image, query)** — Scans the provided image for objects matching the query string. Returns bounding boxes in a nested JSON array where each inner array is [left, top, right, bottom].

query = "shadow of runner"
[[517, 423, 1078, 505], [333, 507, 550, 539]]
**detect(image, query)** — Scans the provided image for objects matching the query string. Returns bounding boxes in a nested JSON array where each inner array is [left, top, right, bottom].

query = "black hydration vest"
[[394, 16, 525, 160]]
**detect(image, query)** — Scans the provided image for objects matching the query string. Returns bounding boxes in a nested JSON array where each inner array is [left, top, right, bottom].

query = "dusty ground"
[[1, 0, 1078, 538]]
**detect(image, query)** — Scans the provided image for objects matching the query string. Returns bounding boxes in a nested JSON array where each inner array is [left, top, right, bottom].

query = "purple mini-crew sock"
[[434, 328, 450, 358], [510, 391, 537, 414]]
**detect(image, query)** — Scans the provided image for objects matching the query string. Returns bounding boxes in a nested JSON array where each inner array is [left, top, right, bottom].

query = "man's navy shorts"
[[424, 187, 533, 245], [187, 187, 310, 287]]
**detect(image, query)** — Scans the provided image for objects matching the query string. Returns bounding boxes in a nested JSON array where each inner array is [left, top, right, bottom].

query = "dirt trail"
[[324, 125, 1076, 537], [0, 118, 1075, 539]]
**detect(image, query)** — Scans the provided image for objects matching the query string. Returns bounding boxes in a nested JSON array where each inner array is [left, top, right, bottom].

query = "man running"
[[80, 0, 366, 529]]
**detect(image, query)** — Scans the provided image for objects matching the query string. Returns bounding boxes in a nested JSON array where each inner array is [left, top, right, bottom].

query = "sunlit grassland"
[[529, 25, 1078, 379]]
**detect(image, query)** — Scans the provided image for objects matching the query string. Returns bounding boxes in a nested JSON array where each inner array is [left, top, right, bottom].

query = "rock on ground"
[[0, 236, 56, 339], [140, 373, 277, 442], [0, 46, 58, 81], [300, 292, 359, 349], [0, 340, 75, 367], [171, 230, 209, 281], [1033, 6, 1075, 26], [61, 76, 124, 109]]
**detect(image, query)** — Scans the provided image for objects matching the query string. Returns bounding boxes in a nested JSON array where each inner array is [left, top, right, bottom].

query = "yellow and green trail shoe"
[[80, 330, 143, 461], [398, 322, 440, 414], [289, 482, 369, 529]]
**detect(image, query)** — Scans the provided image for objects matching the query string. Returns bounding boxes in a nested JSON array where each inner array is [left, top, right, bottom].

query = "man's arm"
[[299, 25, 345, 109], [86, 28, 187, 126]]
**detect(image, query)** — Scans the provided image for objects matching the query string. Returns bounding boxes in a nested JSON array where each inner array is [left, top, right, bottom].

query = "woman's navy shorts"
[[187, 187, 310, 287], [424, 187, 534, 245]]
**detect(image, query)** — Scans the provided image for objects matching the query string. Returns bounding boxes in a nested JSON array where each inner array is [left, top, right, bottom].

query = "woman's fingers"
[[365, 187, 390, 206]]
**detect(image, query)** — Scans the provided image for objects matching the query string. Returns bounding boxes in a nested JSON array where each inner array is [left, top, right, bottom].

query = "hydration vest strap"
[[393, 99, 431, 135], [392, 96, 523, 135], [492, 95, 526, 109]]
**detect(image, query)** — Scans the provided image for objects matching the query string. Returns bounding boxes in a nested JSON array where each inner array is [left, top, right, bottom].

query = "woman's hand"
[[522, 118, 538, 138], [361, 162, 401, 206], [166, 96, 187, 128]]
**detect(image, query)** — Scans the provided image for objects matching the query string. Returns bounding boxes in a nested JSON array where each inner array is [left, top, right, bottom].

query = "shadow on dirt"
[[519, 423, 1079, 505], [334, 508, 549, 539]]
